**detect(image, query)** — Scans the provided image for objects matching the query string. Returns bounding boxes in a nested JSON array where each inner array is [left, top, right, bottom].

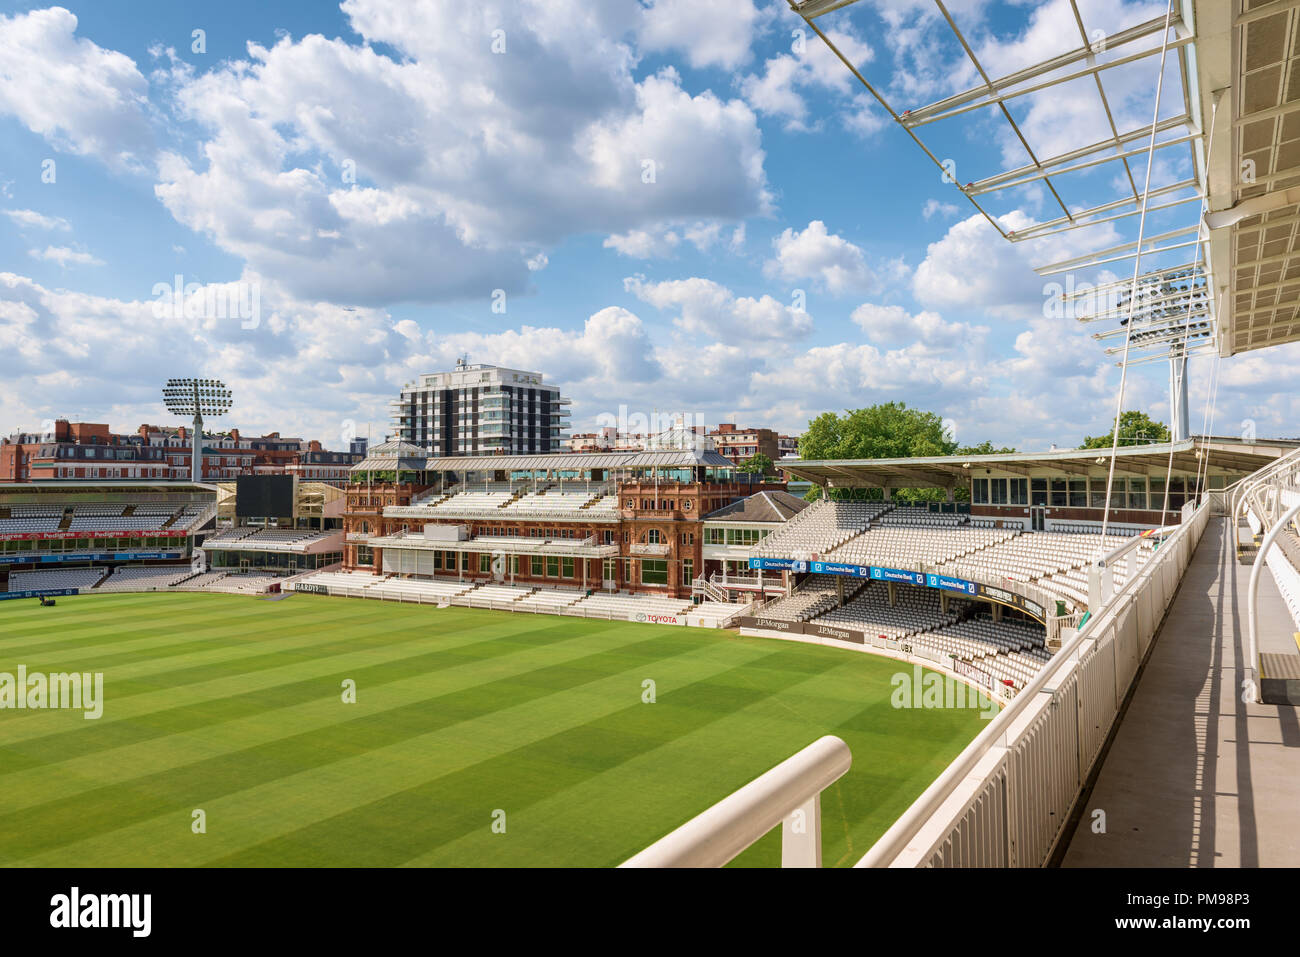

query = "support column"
[[887, 582, 896, 607]]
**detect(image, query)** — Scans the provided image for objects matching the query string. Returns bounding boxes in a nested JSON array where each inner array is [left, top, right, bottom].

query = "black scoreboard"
[[235, 475, 295, 518]]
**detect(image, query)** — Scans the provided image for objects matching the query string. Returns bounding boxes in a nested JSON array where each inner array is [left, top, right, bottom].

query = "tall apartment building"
[[391, 359, 571, 456]]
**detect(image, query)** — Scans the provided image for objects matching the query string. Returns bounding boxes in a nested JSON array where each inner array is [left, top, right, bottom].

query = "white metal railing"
[[635, 497, 1214, 868], [856, 498, 1210, 867], [620, 736, 851, 867]]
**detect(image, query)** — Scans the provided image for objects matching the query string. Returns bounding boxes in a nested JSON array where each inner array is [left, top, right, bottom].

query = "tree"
[[738, 452, 774, 476], [1081, 410, 1170, 449], [795, 404, 1015, 503], [954, 440, 1018, 455], [799, 403, 955, 462]]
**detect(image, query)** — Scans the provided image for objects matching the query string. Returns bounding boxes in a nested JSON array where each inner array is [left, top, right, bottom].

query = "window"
[[641, 559, 668, 585], [646, 529, 662, 544], [990, 478, 1008, 505], [546, 556, 560, 577], [1009, 478, 1028, 505], [1069, 479, 1087, 508], [479, 553, 491, 573], [1127, 478, 1147, 510], [1031, 477, 1047, 507], [603, 558, 617, 583], [1050, 478, 1067, 507], [561, 557, 574, 578], [972, 478, 989, 504], [705, 527, 725, 545], [531, 556, 544, 576], [683, 558, 694, 583]]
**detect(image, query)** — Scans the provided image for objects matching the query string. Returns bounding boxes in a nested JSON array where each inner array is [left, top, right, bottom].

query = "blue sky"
[[1, 0, 1295, 451]]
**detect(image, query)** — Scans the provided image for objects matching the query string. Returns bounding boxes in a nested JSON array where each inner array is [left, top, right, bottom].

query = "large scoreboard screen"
[[235, 475, 295, 518]]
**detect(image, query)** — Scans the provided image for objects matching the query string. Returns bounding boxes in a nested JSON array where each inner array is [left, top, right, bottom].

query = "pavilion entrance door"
[[1030, 507, 1046, 531]]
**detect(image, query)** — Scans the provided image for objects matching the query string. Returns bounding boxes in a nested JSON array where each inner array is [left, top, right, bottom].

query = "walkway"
[[1062, 517, 1300, 867]]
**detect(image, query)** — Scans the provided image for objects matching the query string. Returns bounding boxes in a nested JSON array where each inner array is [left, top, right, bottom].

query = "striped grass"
[[0, 592, 988, 867]]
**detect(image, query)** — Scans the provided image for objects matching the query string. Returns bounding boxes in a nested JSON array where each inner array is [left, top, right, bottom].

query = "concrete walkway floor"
[[1062, 517, 1300, 867]]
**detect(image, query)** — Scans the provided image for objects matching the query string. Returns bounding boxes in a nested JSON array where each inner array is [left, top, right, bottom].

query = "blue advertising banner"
[[0, 551, 183, 565], [870, 566, 925, 586], [926, 572, 977, 595], [748, 557, 808, 573], [0, 588, 79, 601], [809, 561, 870, 578]]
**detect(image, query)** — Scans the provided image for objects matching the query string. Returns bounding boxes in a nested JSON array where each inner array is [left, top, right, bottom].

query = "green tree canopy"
[[737, 452, 774, 476], [1080, 410, 1170, 449], [796, 404, 1016, 503], [798, 403, 956, 461]]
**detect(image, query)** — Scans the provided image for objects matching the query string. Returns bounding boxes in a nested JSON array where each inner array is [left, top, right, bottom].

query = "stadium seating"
[[205, 527, 336, 547], [830, 526, 1017, 569], [564, 592, 693, 619], [876, 506, 966, 528], [689, 600, 752, 627], [813, 583, 967, 639], [94, 565, 195, 592], [6, 567, 108, 592], [754, 501, 893, 557], [0, 505, 64, 533], [758, 574, 866, 622]]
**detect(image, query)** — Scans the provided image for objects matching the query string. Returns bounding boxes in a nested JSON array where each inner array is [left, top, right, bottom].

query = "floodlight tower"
[[162, 378, 232, 483]]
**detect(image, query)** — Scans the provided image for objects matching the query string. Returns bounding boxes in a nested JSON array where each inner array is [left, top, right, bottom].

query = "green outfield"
[[0, 591, 989, 867]]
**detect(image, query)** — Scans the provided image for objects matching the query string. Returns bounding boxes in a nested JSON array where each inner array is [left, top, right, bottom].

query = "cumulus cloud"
[[851, 302, 986, 347], [913, 210, 1122, 320], [739, 26, 874, 132], [765, 220, 875, 295], [146, 3, 771, 305], [638, 0, 767, 71], [624, 274, 813, 340], [0, 7, 153, 169]]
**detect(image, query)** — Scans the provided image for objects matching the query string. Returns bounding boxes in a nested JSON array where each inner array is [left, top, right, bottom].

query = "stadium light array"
[[162, 378, 232, 483]]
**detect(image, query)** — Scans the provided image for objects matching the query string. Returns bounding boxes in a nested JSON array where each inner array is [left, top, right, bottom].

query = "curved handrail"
[[855, 498, 1209, 867], [1246, 502, 1300, 703], [620, 736, 852, 868]]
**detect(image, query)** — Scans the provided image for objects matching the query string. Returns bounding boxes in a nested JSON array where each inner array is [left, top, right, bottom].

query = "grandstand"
[[0, 481, 214, 597]]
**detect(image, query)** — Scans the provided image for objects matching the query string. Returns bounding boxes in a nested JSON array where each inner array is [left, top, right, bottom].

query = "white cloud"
[[765, 220, 875, 295], [4, 209, 71, 231], [148, 7, 772, 305], [913, 210, 1122, 320], [739, 27, 874, 132], [625, 274, 813, 340], [0, 7, 153, 169], [922, 198, 960, 220], [638, 0, 767, 71], [851, 302, 985, 347], [604, 228, 681, 259], [28, 245, 104, 267]]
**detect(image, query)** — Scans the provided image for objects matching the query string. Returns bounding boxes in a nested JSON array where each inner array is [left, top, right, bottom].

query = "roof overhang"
[[1198, 0, 1300, 356], [780, 435, 1299, 488]]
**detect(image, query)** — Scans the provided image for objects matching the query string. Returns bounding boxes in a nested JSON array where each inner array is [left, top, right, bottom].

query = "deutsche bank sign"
[[926, 572, 977, 595]]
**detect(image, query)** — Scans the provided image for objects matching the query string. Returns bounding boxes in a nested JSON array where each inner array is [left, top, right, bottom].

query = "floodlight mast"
[[162, 378, 232, 483]]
